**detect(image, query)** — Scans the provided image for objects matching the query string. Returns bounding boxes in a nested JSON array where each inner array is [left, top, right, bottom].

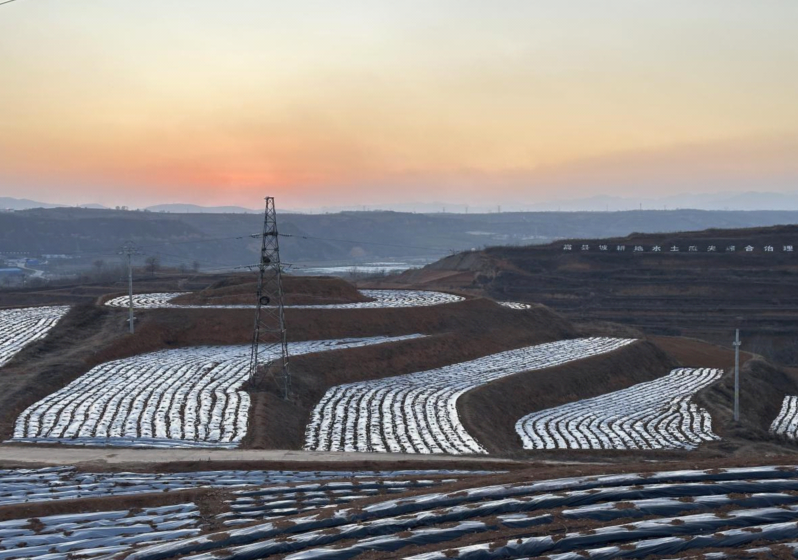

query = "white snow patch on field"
[[104, 290, 463, 309], [305, 337, 635, 455], [515, 368, 723, 450], [10, 335, 422, 448], [0, 306, 70, 367]]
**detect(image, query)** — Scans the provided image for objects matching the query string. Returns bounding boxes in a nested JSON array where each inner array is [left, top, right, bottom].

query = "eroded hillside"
[[385, 224, 798, 365]]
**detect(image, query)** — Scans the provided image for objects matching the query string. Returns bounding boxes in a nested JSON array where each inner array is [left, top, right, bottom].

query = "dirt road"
[[0, 445, 516, 468]]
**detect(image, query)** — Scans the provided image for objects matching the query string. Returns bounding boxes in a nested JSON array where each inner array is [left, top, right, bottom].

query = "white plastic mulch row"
[[0, 503, 200, 560], [497, 302, 532, 310], [104, 289, 464, 309], [0, 467, 490, 506], [304, 337, 635, 455], [10, 335, 422, 448], [118, 465, 798, 560], [0, 467, 490, 507], [0, 471, 492, 560], [515, 368, 723, 450], [0, 306, 70, 367], [770, 396, 798, 438], [219, 478, 459, 526]]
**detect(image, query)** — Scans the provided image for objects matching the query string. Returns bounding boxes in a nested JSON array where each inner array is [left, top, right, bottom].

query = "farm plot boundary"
[[10, 335, 422, 449], [104, 290, 464, 310], [516, 367, 723, 450], [90, 464, 798, 560], [0, 306, 70, 368], [305, 337, 635, 455]]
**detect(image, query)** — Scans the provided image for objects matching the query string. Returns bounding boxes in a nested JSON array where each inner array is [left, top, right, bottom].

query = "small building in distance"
[[0, 267, 24, 277]]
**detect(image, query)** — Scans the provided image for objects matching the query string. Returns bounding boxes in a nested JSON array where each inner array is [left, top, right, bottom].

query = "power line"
[[0, 0, 21, 6], [144, 249, 244, 270], [135, 233, 259, 250]]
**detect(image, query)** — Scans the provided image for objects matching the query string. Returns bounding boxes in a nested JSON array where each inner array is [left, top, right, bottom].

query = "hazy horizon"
[[10, 189, 798, 214]]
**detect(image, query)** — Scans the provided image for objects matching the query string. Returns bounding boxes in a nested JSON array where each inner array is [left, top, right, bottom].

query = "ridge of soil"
[[171, 275, 372, 306], [0, 304, 127, 443], [460, 340, 678, 454], [0, 277, 580, 450], [241, 299, 577, 450], [695, 358, 798, 446]]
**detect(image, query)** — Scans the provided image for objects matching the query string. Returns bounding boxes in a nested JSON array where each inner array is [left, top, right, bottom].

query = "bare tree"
[[178, 263, 188, 273], [192, 260, 200, 272], [145, 256, 161, 277]]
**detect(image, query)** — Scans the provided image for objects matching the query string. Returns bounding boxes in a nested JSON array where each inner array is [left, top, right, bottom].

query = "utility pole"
[[118, 242, 140, 334], [733, 328, 742, 422], [249, 197, 291, 400]]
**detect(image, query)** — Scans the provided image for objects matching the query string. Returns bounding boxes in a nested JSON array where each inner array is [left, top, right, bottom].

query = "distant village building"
[[0, 267, 24, 277]]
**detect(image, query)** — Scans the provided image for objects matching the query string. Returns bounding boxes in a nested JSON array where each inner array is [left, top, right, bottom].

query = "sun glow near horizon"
[[1, 1, 797, 208]]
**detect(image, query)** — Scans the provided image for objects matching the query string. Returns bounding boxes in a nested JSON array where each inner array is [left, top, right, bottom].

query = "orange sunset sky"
[[1, 1, 797, 209]]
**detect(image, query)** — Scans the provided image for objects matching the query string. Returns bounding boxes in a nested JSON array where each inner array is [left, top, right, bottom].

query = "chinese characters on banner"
[[562, 244, 795, 253]]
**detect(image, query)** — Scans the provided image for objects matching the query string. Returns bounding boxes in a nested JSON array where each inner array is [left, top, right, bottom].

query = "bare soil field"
[[171, 275, 372, 306]]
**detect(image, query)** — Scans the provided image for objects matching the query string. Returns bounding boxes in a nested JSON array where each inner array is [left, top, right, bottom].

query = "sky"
[[1, 1, 797, 209]]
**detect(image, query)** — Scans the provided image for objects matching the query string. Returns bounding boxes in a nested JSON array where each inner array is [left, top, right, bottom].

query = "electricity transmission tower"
[[117, 242, 140, 334], [249, 197, 291, 400]]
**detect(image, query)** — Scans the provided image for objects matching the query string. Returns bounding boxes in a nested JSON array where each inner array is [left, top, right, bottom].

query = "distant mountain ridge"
[[0, 197, 260, 213], [145, 203, 259, 214], [0, 197, 109, 211], [527, 191, 798, 212], [5, 191, 798, 213], [0, 197, 63, 210]]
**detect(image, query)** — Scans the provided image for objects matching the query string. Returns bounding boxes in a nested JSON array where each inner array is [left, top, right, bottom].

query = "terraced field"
[[516, 368, 722, 450], [0, 306, 70, 367], [104, 289, 464, 309], [4, 465, 795, 559], [305, 338, 635, 454], [10, 335, 421, 448]]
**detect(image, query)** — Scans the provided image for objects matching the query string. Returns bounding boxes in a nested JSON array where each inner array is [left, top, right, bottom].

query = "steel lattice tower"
[[249, 197, 291, 399]]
